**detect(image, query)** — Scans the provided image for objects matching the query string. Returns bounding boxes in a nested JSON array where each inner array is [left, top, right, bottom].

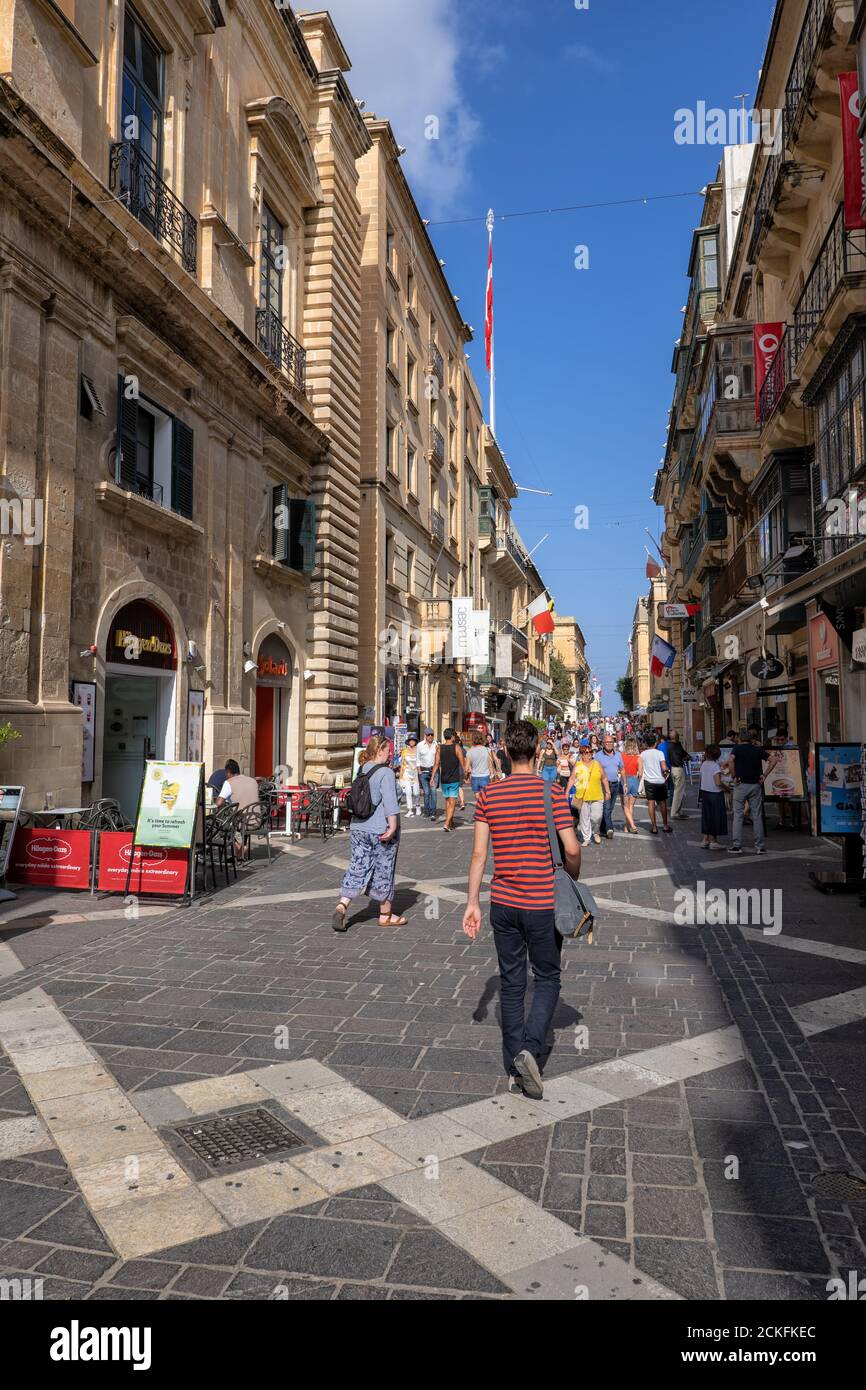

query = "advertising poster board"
[[762, 748, 806, 801], [186, 690, 204, 763], [8, 829, 92, 890], [97, 833, 189, 896], [815, 743, 863, 836], [133, 761, 203, 849]]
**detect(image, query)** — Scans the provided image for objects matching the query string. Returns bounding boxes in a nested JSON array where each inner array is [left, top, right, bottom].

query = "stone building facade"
[[0, 0, 368, 811]]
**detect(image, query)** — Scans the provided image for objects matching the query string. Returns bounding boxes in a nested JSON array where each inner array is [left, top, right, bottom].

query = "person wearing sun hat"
[[399, 733, 422, 816]]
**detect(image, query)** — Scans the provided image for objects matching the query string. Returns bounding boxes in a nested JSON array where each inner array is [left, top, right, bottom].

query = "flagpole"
[[486, 208, 495, 438]]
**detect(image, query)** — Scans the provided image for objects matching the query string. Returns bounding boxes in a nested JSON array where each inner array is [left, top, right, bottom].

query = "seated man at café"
[[215, 760, 260, 810]]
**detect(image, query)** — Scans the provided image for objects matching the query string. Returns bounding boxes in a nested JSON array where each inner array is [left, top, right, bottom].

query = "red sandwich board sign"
[[8, 829, 92, 890], [97, 833, 189, 896]]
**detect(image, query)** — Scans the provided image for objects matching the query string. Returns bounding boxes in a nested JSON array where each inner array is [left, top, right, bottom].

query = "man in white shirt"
[[416, 728, 439, 819], [216, 760, 260, 810]]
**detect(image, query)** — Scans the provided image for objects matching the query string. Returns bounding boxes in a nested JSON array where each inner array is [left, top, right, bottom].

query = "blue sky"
[[322, 0, 775, 711]]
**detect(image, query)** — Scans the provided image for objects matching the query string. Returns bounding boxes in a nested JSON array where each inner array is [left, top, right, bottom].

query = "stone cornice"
[[116, 315, 202, 392]]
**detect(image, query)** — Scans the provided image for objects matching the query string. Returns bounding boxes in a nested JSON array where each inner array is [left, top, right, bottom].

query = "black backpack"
[[344, 766, 380, 820]]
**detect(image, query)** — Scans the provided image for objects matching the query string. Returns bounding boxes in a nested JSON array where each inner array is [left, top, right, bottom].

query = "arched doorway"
[[102, 599, 177, 818], [254, 634, 293, 778]]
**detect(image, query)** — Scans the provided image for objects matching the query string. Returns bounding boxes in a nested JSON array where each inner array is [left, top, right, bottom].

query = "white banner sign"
[[853, 627, 866, 664], [469, 609, 490, 666], [451, 597, 471, 661], [495, 632, 512, 679]]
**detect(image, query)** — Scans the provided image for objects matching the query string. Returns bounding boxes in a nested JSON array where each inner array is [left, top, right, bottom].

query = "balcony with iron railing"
[[428, 342, 444, 384], [109, 141, 197, 275], [429, 424, 445, 466], [682, 510, 727, 584], [785, 0, 837, 144], [748, 135, 788, 267], [499, 619, 529, 655], [694, 625, 718, 668], [709, 534, 761, 613], [429, 508, 445, 545], [492, 529, 529, 578], [790, 205, 866, 367], [255, 308, 307, 394], [114, 459, 164, 508]]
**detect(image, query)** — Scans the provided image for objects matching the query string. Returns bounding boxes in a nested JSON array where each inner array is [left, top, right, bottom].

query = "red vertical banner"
[[839, 73, 866, 230], [754, 323, 783, 421]]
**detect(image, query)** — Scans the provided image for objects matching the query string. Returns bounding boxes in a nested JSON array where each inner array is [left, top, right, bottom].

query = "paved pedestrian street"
[[0, 790, 864, 1303]]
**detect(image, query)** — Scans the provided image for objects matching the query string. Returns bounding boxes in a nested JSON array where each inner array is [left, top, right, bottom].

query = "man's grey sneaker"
[[513, 1049, 543, 1100], [728, 846, 742, 854], [606, 830, 614, 839], [755, 847, 765, 855]]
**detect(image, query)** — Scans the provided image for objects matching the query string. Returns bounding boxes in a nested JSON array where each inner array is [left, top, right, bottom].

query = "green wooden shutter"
[[116, 374, 138, 491], [290, 499, 317, 573], [273, 483, 289, 563], [171, 417, 194, 519]]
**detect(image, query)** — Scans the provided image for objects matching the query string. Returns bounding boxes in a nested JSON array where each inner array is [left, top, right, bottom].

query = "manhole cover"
[[813, 1171, 866, 1202], [173, 1108, 303, 1170]]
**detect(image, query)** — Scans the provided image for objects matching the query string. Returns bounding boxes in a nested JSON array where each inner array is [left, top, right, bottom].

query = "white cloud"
[[319, 0, 479, 216], [564, 42, 618, 74]]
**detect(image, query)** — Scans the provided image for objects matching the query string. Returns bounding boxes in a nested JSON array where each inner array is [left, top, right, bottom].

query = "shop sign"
[[754, 323, 784, 420], [749, 654, 784, 680], [107, 600, 176, 670], [809, 614, 839, 670], [97, 833, 189, 896], [763, 750, 806, 801], [8, 829, 92, 889], [853, 627, 866, 664]]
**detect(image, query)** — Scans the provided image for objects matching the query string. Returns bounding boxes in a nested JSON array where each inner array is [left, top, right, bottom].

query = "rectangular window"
[[407, 264, 416, 311], [386, 532, 395, 584], [115, 375, 193, 519], [449, 496, 456, 539], [259, 202, 285, 321], [407, 353, 417, 403], [407, 445, 417, 496], [122, 8, 163, 171], [386, 424, 398, 476], [406, 546, 415, 594], [386, 322, 397, 372], [272, 485, 317, 572], [386, 227, 396, 274]]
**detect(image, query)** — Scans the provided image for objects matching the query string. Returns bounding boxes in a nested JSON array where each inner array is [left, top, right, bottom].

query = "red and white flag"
[[650, 634, 677, 677], [485, 229, 494, 372], [527, 592, 555, 635], [839, 74, 866, 230]]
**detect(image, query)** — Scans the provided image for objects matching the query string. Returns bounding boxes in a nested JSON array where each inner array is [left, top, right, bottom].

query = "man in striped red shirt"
[[463, 720, 581, 1099]]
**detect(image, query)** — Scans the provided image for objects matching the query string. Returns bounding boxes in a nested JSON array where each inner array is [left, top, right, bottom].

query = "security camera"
[[244, 659, 257, 674], [303, 669, 314, 680], [397, 145, 407, 156], [79, 645, 97, 658], [186, 639, 197, 660]]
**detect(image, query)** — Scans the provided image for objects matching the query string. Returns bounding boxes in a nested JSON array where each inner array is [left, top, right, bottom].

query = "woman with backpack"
[[332, 734, 406, 932]]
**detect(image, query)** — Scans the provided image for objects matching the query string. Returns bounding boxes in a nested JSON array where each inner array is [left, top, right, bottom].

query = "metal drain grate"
[[173, 1108, 303, 1170], [813, 1171, 866, 1203]]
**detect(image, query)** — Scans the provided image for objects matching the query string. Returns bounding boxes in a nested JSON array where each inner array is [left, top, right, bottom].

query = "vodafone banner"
[[97, 832, 189, 896], [754, 323, 783, 420], [839, 74, 866, 230], [8, 829, 92, 890]]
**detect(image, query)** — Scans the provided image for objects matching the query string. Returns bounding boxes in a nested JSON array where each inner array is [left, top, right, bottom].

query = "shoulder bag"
[[542, 782, 598, 943]]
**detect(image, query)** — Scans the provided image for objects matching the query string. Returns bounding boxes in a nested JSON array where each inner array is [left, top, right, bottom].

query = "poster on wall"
[[186, 690, 204, 763], [72, 682, 96, 783], [0, 786, 24, 882], [815, 743, 863, 836], [763, 749, 806, 801], [133, 761, 203, 849]]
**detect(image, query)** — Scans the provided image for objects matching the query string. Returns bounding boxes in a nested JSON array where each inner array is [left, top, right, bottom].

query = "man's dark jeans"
[[491, 901, 562, 1076], [602, 780, 621, 835], [419, 769, 436, 817]]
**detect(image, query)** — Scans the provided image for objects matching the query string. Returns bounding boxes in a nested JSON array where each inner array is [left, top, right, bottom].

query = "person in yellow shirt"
[[566, 741, 610, 846]]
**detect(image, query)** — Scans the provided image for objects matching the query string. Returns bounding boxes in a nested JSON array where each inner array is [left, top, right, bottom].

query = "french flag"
[[650, 634, 676, 677]]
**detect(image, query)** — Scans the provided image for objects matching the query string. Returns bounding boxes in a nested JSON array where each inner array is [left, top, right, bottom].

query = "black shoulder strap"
[[543, 781, 564, 868]]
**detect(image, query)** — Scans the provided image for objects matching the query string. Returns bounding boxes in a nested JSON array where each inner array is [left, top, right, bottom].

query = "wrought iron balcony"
[[785, 0, 834, 141], [428, 342, 444, 384], [114, 460, 164, 507], [109, 141, 197, 275], [429, 508, 445, 544], [758, 329, 794, 426], [494, 529, 528, 576], [255, 308, 307, 394], [791, 206, 866, 367], [429, 424, 445, 466], [694, 625, 718, 667], [682, 511, 727, 583], [709, 535, 761, 613], [499, 619, 529, 655]]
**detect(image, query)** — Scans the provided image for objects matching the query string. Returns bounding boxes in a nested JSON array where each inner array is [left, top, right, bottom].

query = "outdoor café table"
[[28, 807, 89, 829]]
